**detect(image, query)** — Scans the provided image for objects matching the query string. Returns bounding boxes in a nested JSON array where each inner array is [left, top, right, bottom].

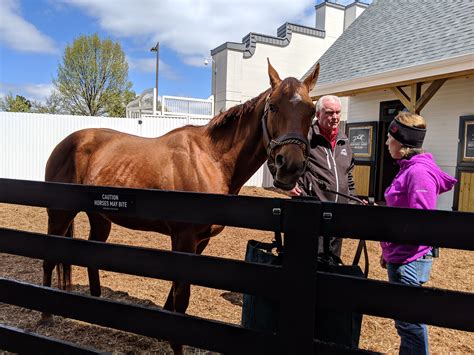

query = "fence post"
[[153, 88, 157, 115], [279, 199, 319, 354]]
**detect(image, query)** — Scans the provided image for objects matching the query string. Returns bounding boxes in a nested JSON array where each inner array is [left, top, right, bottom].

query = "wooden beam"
[[410, 84, 417, 113], [311, 69, 474, 101], [413, 83, 422, 113], [415, 79, 447, 113], [391, 86, 411, 110]]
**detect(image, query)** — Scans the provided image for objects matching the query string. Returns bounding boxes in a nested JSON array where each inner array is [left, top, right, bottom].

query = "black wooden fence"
[[0, 178, 473, 354]]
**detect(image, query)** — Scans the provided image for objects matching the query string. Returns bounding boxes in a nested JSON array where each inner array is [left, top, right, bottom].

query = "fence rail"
[[0, 178, 473, 354], [0, 324, 102, 355], [0, 227, 282, 298]]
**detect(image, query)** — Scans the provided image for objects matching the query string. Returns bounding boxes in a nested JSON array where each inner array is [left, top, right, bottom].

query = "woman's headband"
[[388, 119, 426, 148]]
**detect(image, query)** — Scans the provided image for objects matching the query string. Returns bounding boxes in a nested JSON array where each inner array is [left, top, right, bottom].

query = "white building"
[[209, 1, 368, 116], [304, 0, 474, 211]]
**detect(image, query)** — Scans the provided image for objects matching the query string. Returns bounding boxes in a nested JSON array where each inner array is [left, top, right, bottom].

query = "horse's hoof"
[[37, 314, 54, 327], [170, 342, 183, 355]]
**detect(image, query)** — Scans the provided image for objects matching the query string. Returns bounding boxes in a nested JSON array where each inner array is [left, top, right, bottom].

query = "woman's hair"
[[394, 111, 427, 158]]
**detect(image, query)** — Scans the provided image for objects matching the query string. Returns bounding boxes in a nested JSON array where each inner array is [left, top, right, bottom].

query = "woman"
[[381, 112, 457, 355]]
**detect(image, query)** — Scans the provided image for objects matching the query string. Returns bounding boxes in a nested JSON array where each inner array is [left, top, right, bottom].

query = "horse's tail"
[[56, 221, 74, 291]]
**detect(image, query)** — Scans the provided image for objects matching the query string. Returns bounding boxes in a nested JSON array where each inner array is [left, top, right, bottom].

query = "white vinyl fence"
[[0, 112, 272, 187]]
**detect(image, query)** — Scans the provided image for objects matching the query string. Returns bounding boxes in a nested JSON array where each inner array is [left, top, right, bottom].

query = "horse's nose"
[[275, 153, 305, 175]]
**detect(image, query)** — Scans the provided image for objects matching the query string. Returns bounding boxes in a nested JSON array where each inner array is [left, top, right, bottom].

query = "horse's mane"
[[206, 89, 269, 134]]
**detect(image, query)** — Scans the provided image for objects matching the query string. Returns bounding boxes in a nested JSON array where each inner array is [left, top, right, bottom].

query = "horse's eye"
[[269, 103, 277, 113]]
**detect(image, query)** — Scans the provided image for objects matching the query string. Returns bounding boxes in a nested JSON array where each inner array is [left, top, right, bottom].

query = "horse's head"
[[263, 60, 320, 190]]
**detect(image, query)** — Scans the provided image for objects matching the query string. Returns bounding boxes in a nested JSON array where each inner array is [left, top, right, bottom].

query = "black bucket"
[[241, 239, 363, 348]]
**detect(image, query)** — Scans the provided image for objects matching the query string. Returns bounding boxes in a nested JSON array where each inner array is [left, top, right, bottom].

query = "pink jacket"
[[381, 153, 457, 264]]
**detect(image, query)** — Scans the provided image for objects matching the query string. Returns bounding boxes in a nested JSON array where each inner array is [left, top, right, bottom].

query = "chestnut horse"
[[43, 60, 320, 352]]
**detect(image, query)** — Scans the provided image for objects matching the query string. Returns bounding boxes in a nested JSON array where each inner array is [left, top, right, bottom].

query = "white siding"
[[347, 76, 474, 210], [0, 112, 268, 187], [347, 90, 396, 123], [219, 31, 342, 114]]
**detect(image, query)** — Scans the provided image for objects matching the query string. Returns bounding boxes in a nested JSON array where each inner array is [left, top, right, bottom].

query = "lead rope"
[[308, 178, 370, 276], [272, 198, 283, 254]]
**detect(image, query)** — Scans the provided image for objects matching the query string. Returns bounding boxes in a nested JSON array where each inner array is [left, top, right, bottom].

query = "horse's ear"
[[267, 58, 281, 89], [303, 63, 320, 92]]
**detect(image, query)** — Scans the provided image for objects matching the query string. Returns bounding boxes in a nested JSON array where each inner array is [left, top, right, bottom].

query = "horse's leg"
[[40, 209, 77, 324], [164, 236, 211, 305], [163, 284, 175, 311], [196, 238, 210, 255], [165, 238, 211, 310], [163, 238, 209, 311], [165, 234, 200, 355], [56, 221, 75, 291], [44, 209, 77, 290], [86, 213, 111, 297]]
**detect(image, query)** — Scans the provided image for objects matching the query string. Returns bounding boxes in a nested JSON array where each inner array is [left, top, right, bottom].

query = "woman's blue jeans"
[[387, 252, 433, 355]]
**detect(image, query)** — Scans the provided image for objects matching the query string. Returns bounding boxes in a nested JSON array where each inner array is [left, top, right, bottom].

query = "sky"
[[0, 0, 359, 103]]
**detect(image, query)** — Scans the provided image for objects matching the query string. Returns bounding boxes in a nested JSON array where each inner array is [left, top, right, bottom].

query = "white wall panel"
[[0, 112, 268, 187]]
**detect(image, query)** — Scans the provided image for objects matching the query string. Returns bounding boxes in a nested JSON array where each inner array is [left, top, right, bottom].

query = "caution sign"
[[90, 192, 136, 213]]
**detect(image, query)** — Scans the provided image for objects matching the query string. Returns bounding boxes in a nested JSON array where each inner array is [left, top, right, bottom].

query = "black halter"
[[261, 94, 310, 176]]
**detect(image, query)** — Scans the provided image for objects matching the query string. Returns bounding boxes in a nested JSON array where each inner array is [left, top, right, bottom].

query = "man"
[[290, 95, 356, 257]]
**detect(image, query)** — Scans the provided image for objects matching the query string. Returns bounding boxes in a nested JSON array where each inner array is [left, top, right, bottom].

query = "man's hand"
[[289, 185, 302, 196], [361, 198, 378, 206], [380, 255, 387, 269]]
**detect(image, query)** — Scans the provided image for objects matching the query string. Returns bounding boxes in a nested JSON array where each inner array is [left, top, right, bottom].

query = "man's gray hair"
[[315, 95, 341, 112]]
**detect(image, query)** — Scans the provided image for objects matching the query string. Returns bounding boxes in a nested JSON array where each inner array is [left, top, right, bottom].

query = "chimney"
[[344, 1, 369, 30], [315, 1, 346, 39]]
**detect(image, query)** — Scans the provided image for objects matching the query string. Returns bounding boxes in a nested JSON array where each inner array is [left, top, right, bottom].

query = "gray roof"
[[304, 0, 474, 86]]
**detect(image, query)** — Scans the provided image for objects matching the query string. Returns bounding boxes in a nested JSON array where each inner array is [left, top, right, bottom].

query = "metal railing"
[[126, 89, 214, 119]]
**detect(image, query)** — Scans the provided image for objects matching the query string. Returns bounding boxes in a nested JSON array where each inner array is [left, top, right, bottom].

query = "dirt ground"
[[0, 186, 473, 354]]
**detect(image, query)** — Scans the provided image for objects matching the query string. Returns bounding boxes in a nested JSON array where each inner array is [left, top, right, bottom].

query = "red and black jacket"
[[297, 123, 356, 203]]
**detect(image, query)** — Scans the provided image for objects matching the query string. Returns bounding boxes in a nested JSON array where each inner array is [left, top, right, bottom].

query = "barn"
[[305, 0, 474, 211]]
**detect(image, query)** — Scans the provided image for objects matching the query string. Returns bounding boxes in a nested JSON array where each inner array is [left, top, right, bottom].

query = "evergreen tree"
[[0, 93, 31, 112]]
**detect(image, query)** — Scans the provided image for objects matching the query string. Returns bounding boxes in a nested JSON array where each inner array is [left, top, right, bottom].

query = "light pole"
[[204, 57, 216, 114], [150, 42, 159, 114]]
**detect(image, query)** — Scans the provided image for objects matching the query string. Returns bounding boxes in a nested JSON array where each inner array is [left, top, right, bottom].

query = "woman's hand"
[[380, 255, 387, 269]]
